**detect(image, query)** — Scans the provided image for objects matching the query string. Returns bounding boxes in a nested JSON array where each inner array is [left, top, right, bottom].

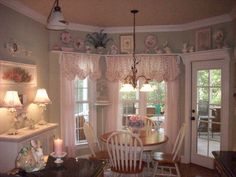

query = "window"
[[120, 80, 166, 130], [74, 77, 96, 145]]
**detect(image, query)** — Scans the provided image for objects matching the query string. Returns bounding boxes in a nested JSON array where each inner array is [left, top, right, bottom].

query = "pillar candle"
[[54, 138, 63, 156]]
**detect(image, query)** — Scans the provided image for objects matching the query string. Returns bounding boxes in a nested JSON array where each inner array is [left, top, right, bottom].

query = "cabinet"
[[0, 123, 58, 173], [212, 151, 236, 177]]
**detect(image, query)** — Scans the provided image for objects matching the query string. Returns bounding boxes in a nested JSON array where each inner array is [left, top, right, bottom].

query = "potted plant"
[[85, 29, 112, 53]]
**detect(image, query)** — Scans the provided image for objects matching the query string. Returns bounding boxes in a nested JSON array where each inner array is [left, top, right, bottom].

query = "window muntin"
[[146, 81, 166, 114], [120, 80, 166, 129], [74, 78, 89, 145]]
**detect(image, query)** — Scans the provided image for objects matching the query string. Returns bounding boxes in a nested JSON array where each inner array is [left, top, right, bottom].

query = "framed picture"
[[0, 60, 37, 86], [196, 28, 211, 51], [120, 35, 133, 54]]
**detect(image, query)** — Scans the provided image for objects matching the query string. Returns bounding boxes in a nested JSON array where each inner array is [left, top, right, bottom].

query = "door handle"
[[191, 109, 196, 120]]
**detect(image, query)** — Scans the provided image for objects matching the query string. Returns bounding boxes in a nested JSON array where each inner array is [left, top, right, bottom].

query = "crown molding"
[[104, 14, 232, 33], [0, 0, 233, 33], [68, 23, 102, 32], [0, 0, 46, 24]]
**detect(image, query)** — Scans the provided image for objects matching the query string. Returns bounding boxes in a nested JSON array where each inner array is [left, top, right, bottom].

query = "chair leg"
[[152, 161, 158, 177], [147, 151, 152, 170], [175, 163, 181, 177]]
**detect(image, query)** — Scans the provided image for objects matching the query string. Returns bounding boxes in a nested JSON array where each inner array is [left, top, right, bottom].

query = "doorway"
[[191, 60, 222, 168], [182, 49, 231, 169]]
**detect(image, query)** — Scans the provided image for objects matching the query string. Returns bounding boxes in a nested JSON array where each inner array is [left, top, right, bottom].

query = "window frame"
[[120, 80, 166, 128], [74, 77, 97, 146]]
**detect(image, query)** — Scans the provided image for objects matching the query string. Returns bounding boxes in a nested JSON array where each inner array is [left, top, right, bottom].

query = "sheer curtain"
[[60, 53, 101, 157], [105, 54, 181, 152]]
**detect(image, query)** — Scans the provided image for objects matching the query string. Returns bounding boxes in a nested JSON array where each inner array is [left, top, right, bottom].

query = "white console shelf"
[[0, 123, 58, 173]]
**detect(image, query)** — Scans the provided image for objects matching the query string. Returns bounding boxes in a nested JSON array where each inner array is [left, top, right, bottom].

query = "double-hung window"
[[74, 77, 96, 145], [120, 80, 166, 130]]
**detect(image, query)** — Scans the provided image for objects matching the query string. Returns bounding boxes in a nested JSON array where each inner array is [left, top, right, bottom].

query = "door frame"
[[181, 48, 232, 164]]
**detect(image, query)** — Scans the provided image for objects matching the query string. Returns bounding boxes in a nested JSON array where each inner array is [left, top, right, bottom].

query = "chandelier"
[[120, 10, 153, 92]]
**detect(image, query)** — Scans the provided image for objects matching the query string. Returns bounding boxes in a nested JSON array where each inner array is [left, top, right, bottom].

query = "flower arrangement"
[[2, 67, 32, 83], [128, 115, 145, 129]]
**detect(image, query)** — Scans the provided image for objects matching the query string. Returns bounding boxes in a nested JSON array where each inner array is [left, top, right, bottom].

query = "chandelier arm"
[[136, 75, 151, 82]]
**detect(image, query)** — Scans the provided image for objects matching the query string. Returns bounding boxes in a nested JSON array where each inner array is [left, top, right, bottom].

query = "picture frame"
[[120, 35, 134, 54], [195, 28, 211, 51], [0, 60, 37, 86]]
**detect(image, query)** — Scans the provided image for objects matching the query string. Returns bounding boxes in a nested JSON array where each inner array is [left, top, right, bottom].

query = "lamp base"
[[38, 119, 47, 125]]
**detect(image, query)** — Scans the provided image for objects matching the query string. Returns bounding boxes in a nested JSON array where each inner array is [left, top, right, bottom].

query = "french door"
[[191, 60, 227, 168]]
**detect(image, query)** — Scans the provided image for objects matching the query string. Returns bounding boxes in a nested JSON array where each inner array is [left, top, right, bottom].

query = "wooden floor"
[[179, 163, 215, 177]]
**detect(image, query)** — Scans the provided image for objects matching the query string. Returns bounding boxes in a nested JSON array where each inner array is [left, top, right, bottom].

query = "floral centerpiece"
[[128, 115, 145, 134]]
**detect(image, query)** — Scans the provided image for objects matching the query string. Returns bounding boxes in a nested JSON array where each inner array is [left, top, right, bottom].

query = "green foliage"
[[85, 29, 112, 48], [197, 69, 221, 105]]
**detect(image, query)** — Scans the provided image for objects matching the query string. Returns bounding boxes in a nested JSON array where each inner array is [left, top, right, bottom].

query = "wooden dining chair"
[[143, 117, 156, 130], [152, 123, 186, 177], [106, 131, 145, 177], [142, 117, 156, 169], [83, 122, 109, 160]]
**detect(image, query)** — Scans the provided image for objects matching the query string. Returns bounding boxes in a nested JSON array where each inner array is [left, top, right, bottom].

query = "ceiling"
[[14, 0, 236, 27]]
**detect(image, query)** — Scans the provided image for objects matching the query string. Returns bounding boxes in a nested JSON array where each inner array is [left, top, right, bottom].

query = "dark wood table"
[[8, 156, 106, 177], [100, 129, 168, 151], [212, 151, 236, 177]]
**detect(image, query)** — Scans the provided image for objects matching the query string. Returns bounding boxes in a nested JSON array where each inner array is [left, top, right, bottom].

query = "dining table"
[[100, 129, 168, 151]]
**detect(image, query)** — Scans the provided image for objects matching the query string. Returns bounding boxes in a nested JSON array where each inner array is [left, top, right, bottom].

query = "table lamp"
[[3, 91, 22, 134], [34, 88, 51, 125]]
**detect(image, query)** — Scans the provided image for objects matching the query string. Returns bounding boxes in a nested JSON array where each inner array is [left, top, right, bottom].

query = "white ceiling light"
[[46, 0, 68, 30]]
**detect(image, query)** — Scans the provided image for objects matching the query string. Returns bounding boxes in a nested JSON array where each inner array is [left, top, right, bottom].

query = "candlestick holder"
[[50, 152, 67, 164]]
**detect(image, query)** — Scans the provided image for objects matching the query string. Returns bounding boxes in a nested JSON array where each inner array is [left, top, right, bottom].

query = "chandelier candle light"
[[34, 88, 51, 125], [120, 10, 153, 92]]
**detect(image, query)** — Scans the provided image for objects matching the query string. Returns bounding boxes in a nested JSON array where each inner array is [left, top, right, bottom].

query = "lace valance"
[[105, 55, 180, 82], [60, 53, 101, 80]]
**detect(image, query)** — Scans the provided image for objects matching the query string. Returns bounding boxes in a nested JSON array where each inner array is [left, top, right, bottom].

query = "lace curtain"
[[105, 54, 181, 153], [105, 55, 180, 82], [60, 53, 101, 80], [60, 53, 100, 157]]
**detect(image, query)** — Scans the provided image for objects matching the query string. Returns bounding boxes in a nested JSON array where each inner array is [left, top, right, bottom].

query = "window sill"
[[75, 142, 88, 149]]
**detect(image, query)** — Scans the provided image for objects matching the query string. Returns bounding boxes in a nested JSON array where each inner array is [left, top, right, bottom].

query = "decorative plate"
[[60, 31, 72, 44], [144, 35, 157, 48], [73, 38, 84, 51]]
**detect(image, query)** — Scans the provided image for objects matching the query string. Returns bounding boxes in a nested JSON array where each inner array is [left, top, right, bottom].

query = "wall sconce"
[[3, 91, 22, 135], [34, 88, 51, 125]]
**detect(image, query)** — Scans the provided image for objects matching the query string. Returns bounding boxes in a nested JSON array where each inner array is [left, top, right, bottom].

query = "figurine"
[[163, 41, 172, 53], [182, 42, 189, 53], [189, 45, 195, 52], [213, 30, 225, 49], [85, 45, 91, 53], [31, 140, 44, 167]]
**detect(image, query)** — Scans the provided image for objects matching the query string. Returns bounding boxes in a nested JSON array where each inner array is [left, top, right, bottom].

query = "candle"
[[54, 138, 63, 156]]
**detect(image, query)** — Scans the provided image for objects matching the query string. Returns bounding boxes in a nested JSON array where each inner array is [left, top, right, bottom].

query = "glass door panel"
[[196, 69, 221, 157], [191, 60, 223, 168]]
